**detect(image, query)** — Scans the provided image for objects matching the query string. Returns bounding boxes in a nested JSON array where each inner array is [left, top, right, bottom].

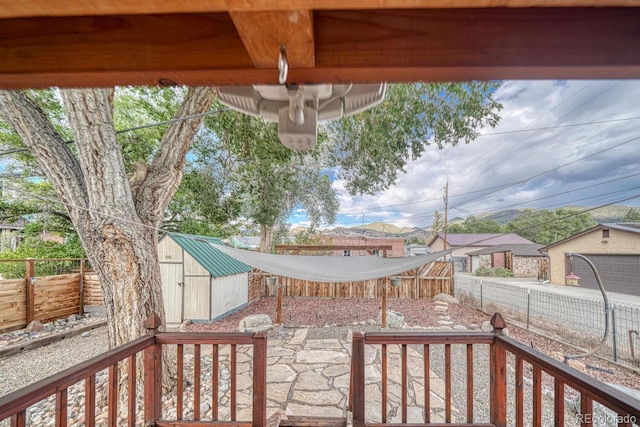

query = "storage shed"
[[158, 233, 251, 324]]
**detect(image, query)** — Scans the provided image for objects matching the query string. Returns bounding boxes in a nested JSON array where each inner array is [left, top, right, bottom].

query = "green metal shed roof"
[[167, 233, 251, 278]]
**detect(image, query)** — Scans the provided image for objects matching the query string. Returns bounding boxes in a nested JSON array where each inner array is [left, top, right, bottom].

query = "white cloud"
[[299, 80, 640, 229]]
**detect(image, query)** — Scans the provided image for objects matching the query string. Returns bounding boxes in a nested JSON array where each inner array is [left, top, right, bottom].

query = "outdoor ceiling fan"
[[217, 46, 386, 151]]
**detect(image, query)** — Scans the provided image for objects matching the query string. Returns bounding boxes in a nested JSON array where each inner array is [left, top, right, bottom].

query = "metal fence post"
[[526, 289, 531, 330], [611, 305, 618, 362], [480, 282, 484, 312]]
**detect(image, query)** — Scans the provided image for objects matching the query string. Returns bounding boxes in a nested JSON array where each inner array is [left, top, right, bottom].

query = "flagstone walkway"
[[207, 326, 456, 424]]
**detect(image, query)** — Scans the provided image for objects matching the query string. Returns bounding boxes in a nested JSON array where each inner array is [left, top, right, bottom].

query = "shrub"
[[473, 267, 494, 277], [473, 267, 514, 277]]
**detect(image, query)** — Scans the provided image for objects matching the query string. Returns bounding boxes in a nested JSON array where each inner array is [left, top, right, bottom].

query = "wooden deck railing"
[[3, 312, 640, 426], [0, 314, 267, 427], [350, 313, 640, 427]]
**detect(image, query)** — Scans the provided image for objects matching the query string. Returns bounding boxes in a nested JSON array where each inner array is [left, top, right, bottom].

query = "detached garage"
[[542, 223, 640, 296], [158, 233, 251, 324]]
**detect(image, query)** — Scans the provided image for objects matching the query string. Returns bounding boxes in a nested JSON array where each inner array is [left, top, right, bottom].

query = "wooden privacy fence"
[[261, 261, 454, 299], [0, 258, 103, 333]]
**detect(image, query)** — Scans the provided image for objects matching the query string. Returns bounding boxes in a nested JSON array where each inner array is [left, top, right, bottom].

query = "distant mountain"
[[352, 221, 415, 235], [291, 204, 636, 240], [476, 205, 635, 225]]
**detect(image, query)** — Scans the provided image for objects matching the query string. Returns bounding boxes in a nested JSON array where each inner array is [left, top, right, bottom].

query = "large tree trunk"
[[260, 224, 274, 253], [0, 87, 217, 354]]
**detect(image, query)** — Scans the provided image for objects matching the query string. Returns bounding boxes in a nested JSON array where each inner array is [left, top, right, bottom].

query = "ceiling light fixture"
[[217, 46, 386, 151]]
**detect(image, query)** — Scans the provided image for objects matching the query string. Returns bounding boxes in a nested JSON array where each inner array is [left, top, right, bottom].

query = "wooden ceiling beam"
[[229, 10, 315, 68], [0, 7, 639, 88], [2, 0, 640, 18]]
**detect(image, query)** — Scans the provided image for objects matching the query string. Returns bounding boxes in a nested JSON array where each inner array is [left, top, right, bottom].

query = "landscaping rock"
[[481, 321, 494, 332], [25, 320, 45, 333], [377, 310, 405, 328], [238, 314, 273, 333], [179, 320, 192, 332], [434, 305, 448, 313], [433, 293, 459, 304]]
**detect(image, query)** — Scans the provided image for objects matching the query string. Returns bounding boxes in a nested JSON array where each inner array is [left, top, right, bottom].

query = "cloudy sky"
[[290, 80, 640, 229]]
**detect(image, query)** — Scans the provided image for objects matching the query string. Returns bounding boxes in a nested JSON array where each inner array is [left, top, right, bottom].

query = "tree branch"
[[0, 90, 88, 224], [140, 86, 217, 224]]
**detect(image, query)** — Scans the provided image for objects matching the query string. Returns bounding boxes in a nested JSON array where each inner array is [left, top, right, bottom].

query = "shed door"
[[160, 262, 183, 323], [471, 256, 480, 273], [492, 252, 506, 269], [569, 254, 640, 296], [183, 276, 210, 320]]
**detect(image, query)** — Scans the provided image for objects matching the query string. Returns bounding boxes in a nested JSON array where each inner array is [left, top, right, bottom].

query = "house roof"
[[466, 244, 545, 257], [428, 233, 534, 247], [541, 223, 640, 251], [167, 233, 251, 278]]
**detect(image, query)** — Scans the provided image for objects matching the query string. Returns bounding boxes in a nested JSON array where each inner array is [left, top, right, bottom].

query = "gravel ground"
[[0, 327, 109, 397], [2, 296, 639, 423]]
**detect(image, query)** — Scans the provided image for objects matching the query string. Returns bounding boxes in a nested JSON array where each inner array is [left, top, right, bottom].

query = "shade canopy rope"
[[210, 242, 453, 283]]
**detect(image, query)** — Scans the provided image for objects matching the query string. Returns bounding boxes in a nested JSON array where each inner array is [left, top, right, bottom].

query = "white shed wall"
[[211, 272, 249, 320]]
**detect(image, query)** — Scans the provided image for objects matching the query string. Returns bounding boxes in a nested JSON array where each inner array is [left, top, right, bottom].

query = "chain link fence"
[[455, 275, 640, 371]]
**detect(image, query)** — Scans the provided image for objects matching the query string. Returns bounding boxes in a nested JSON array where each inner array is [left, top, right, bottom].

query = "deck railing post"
[[490, 313, 507, 427], [352, 332, 366, 427], [252, 331, 267, 427], [144, 313, 162, 426]]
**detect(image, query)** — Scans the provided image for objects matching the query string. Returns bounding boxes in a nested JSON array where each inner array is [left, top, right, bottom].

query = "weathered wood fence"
[[0, 258, 103, 333], [261, 261, 454, 299]]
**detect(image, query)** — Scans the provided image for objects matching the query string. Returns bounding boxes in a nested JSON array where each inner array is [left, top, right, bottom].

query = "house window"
[[344, 250, 351, 257], [603, 229, 610, 238], [372, 250, 380, 256]]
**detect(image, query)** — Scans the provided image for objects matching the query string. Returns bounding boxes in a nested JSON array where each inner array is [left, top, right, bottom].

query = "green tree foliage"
[[326, 82, 502, 195], [447, 216, 503, 234], [504, 208, 596, 244], [623, 208, 640, 222]]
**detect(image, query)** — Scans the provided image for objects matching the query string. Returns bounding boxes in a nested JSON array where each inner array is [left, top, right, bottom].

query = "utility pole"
[[443, 179, 449, 252]]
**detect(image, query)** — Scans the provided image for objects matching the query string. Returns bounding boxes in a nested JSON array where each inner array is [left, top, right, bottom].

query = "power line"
[[0, 108, 232, 157]]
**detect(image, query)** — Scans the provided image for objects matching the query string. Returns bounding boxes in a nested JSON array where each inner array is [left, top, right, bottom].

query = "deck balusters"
[[85, 375, 96, 427], [381, 344, 387, 423], [554, 378, 564, 426], [515, 356, 523, 427], [231, 344, 237, 421], [423, 344, 430, 423], [444, 343, 451, 423], [466, 343, 474, 423], [55, 388, 67, 427], [533, 366, 542, 427], [127, 355, 136, 427], [176, 344, 184, 420], [193, 344, 201, 420], [212, 344, 219, 420], [108, 363, 118, 426]]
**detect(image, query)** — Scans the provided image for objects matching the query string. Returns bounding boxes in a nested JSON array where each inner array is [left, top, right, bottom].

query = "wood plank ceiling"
[[0, 1, 639, 88]]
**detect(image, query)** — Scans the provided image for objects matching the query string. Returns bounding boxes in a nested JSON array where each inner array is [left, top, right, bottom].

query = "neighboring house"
[[405, 244, 430, 257], [427, 233, 535, 272], [0, 219, 24, 251], [229, 235, 260, 251], [541, 223, 640, 296], [316, 235, 406, 257], [158, 233, 253, 324], [466, 243, 546, 277]]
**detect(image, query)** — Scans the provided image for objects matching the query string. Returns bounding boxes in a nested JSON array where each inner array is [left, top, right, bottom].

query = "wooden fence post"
[[78, 259, 85, 316], [144, 313, 162, 425], [25, 258, 35, 324], [381, 278, 388, 328], [352, 332, 365, 427], [252, 332, 267, 427], [490, 313, 507, 427]]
